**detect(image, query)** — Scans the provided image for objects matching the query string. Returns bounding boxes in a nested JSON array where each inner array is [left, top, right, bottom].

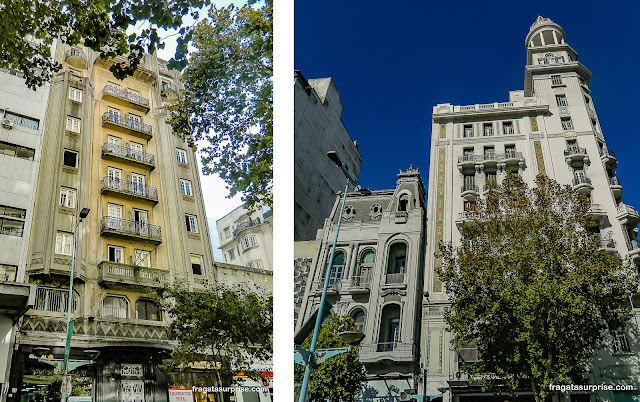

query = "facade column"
[[539, 31, 546, 46], [552, 30, 559, 45]]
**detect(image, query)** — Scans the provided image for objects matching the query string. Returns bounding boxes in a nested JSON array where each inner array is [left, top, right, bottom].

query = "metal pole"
[[298, 180, 350, 402], [424, 295, 430, 402], [61, 217, 81, 399]]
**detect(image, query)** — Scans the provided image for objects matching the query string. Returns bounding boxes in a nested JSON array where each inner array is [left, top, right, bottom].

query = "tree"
[[294, 315, 367, 402], [168, 0, 273, 209], [159, 282, 272, 388], [438, 173, 638, 402], [0, 0, 208, 89]]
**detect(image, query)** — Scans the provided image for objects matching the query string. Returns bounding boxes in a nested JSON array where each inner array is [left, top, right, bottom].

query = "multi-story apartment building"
[[216, 204, 273, 271], [0, 51, 54, 398], [294, 70, 362, 242], [297, 168, 427, 399], [423, 16, 640, 401], [9, 41, 215, 401]]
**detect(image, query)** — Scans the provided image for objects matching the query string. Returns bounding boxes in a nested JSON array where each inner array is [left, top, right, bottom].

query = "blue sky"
[[294, 1, 640, 209]]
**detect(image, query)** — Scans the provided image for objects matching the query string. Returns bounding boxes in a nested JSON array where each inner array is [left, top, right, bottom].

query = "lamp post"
[[423, 291, 430, 402], [60, 207, 90, 400], [296, 151, 370, 402]]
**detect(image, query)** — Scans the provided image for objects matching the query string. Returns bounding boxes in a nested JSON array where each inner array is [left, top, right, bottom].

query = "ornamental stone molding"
[[58, 207, 75, 216], [62, 166, 79, 175], [53, 258, 72, 266]]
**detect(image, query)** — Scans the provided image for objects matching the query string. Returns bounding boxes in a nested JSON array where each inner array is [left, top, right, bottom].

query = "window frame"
[[68, 86, 83, 103], [555, 94, 568, 107], [551, 75, 563, 85], [59, 187, 77, 209], [65, 116, 81, 133], [561, 117, 574, 131], [136, 298, 161, 321], [180, 179, 193, 196], [62, 149, 79, 168], [102, 295, 129, 319], [191, 255, 203, 275], [55, 231, 74, 255], [176, 148, 187, 164], [185, 214, 198, 233]]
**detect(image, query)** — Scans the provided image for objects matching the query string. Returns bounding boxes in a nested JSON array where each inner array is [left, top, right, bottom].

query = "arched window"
[[378, 304, 401, 351], [35, 287, 78, 313], [398, 194, 409, 212], [136, 299, 161, 321], [358, 250, 375, 284], [102, 295, 129, 318], [327, 251, 345, 286], [387, 243, 407, 274], [352, 309, 366, 333]]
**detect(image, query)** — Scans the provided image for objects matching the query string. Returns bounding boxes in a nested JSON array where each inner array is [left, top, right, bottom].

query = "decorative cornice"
[[433, 105, 549, 122], [453, 135, 526, 145], [61, 166, 78, 175]]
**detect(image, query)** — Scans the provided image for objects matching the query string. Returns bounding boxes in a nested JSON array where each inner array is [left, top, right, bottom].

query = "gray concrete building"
[[0, 55, 54, 397], [297, 168, 427, 399], [294, 70, 362, 242]]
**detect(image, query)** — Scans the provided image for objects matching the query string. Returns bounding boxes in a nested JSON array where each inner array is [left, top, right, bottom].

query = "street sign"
[[168, 388, 194, 402]]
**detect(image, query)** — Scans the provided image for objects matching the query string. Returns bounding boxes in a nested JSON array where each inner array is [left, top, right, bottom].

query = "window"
[[229, 250, 236, 260], [224, 227, 231, 238], [134, 250, 151, 267], [242, 235, 257, 250], [398, 194, 409, 212], [107, 245, 124, 263], [463, 174, 475, 190], [0, 264, 17, 282], [485, 172, 497, 185], [102, 295, 129, 318], [136, 299, 161, 321], [611, 328, 631, 353], [55, 232, 74, 255], [327, 252, 345, 286], [551, 75, 562, 85], [503, 121, 514, 135], [561, 117, 574, 130], [180, 179, 192, 196], [387, 243, 406, 274], [35, 287, 78, 313], [464, 201, 477, 211], [463, 125, 473, 138], [176, 148, 187, 164], [4, 111, 39, 130], [0, 205, 26, 219], [0, 205, 26, 237], [358, 251, 375, 284], [191, 255, 203, 275], [0, 140, 35, 160], [107, 106, 120, 122], [247, 260, 263, 269], [65, 116, 81, 133], [556, 94, 568, 107], [63, 149, 78, 168], [378, 304, 401, 351], [504, 145, 516, 158], [185, 214, 198, 233], [68, 87, 83, 103], [352, 309, 366, 333], [59, 187, 77, 209], [68, 68, 81, 77], [483, 123, 493, 136], [483, 146, 495, 157]]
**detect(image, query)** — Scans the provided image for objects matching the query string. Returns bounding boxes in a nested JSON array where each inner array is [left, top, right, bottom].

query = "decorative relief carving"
[[121, 364, 144, 376], [30, 258, 44, 265], [342, 205, 356, 221], [453, 135, 526, 145], [369, 204, 382, 220], [187, 233, 201, 240], [182, 195, 195, 202], [65, 131, 80, 139], [53, 258, 72, 266], [62, 166, 79, 175], [58, 207, 76, 216], [530, 116, 538, 131], [558, 107, 570, 116], [439, 124, 446, 138], [524, 99, 538, 106], [434, 147, 446, 293], [177, 162, 189, 169], [438, 140, 449, 146], [437, 105, 451, 113], [534, 141, 546, 175]]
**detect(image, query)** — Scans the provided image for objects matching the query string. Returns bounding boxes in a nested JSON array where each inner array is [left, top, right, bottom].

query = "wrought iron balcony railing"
[[101, 143, 155, 167], [609, 176, 622, 186], [461, 184, 479, 193], [100, 216, 162, 241], [103, 85, 150, 109], [100, 177, 158, 201], [384, 273, 405, 285], [102, 112, 152, 135], [572, 176, 592, 186], [350, 274, 372, 288]]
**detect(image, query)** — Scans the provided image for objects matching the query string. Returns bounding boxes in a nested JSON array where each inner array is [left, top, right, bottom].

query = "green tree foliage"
[[294, 315, 367, 402], [168, 0, 273, 209], [159, 282, 272, 384], [0, 0, 209, 89], [438, 173, 638, 402]]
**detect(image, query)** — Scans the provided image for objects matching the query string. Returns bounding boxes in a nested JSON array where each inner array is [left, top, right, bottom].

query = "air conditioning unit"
[[2, 119, 13, 129]]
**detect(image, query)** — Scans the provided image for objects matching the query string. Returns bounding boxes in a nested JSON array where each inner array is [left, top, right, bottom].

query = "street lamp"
[[60, 207, 90, 400], [296, 151, 369, 402]]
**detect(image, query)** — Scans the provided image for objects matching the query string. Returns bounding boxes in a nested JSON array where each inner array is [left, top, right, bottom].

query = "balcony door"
[[108, 167, 123, 190], [131, 173, 145, 196], [135, 250, 151, 268], [108, 106, 120, 123], [108, 135, 122, 146], [134, 209, 148, 237], [129, 113, 141, 130], [107, 203, 123, 230], [129, 141, 143, 161]]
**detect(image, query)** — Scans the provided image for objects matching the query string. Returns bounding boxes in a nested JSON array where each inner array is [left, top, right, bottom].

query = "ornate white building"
[[423, 17, 640, 401]]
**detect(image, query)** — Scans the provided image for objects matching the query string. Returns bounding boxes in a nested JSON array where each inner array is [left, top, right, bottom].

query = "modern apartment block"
[[0, 52, 54, 397], [294, 70, 362, 241], [423, 17, 640, 401], [9, 41, 215, 401], [216, 204, 273, 272], [297, 168, 427, 399]]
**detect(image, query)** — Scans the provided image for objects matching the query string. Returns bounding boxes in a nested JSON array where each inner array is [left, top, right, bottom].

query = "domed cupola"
[[525, 16, 566, 48]]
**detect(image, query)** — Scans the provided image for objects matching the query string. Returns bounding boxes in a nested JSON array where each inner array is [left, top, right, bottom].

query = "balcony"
[[617, 204, 640, 226], [457, 154, 478, 171], [564, 146, 589, 164], [600, 148, 617, 167], [456, 211, 479, 229], [609, 176, 623, 198], [101, 143, 155, 170], [482, 183, 501, 195], [100, 216, 162, 244], [572, 176, 593, 195], [359, 342, 414, 363], [588, 204, 607, 223], [627, 240, 640, 264], [161, 82, 180, 103], [460, 184, 479, 201], [482, 152, 499, 166], [100, 177, 159, 204], [102, 112, 153, 141], [383, 273, 405, 287], [348, 275, 372, 295], [313, 279, 341, 295], [394, 211, 408, 224], [102, 85, 150, 113], [98, 261, 168, 291], [65, 48, 87, 69], [599, 237, 617, 255], [502, 151, 524, 164]]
